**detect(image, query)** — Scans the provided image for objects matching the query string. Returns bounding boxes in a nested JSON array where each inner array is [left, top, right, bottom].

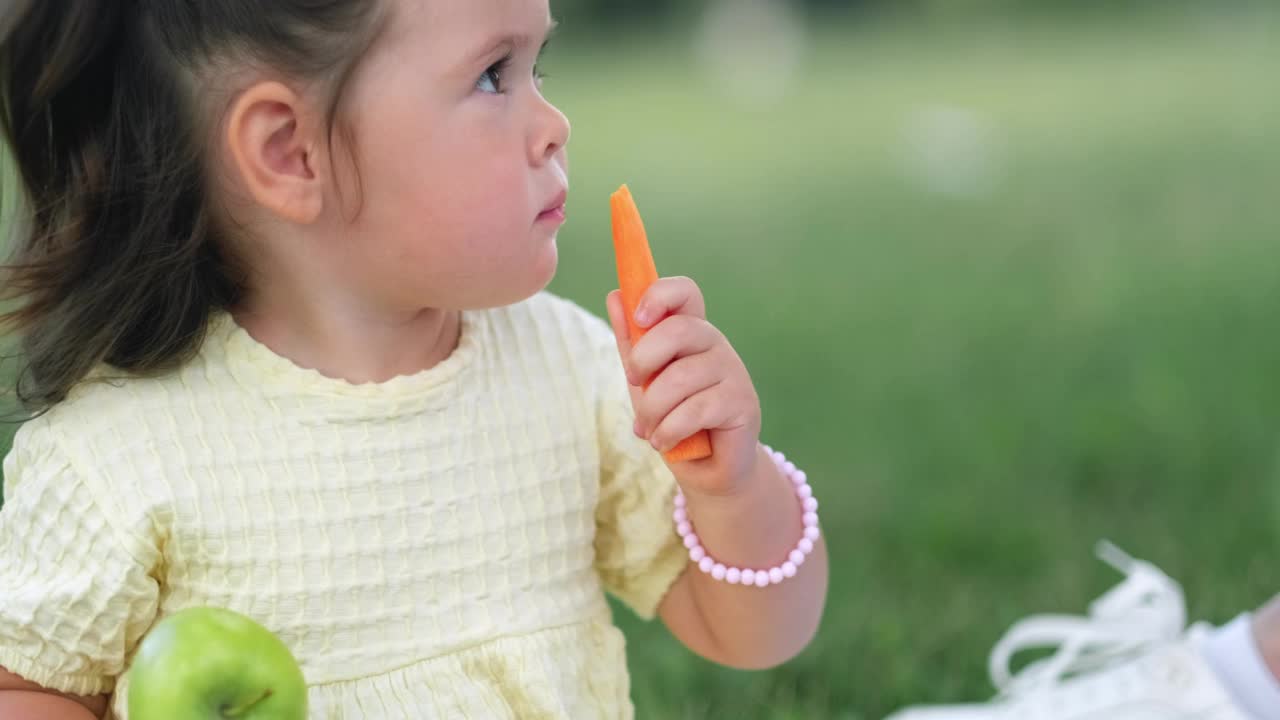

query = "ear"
[[225, 81, 326, 224]]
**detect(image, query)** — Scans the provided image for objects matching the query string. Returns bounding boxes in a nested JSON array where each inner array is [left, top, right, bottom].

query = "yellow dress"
[[0, 292, 689, 719]]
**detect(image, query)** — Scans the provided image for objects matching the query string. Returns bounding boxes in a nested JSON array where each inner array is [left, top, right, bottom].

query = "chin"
[[527, 235, 560, 293], [485, 245, 560, 309]]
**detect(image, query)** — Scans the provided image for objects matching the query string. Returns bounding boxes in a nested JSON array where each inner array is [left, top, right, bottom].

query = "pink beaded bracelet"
[[673, 445, 820, 588]]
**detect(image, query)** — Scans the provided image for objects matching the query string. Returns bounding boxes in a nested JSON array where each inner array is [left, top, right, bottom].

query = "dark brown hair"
[[0, 1, 387, 417]]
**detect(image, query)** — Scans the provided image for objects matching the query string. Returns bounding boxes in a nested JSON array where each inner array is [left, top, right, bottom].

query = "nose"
[[529, 91, 571, 166]]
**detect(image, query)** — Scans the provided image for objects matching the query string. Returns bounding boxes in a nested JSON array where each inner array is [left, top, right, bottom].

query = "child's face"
[[334, 0, 570, 312]]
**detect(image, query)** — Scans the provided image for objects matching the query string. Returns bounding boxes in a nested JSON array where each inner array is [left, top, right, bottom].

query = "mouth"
[[536, 189, 568, 225]]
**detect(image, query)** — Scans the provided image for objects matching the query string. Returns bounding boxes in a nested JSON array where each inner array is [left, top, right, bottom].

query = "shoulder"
[[3, 398, 164, 562], [9, 332, 234, 484], [11, 374, 145, 471], [3, 405, 162, 563]]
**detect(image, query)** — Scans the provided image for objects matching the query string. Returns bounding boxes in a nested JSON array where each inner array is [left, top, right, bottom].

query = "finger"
[[648, 385, 729, 454], [606, 290, 632, 348], [629, 315, 718, 388], [633, 276, 706, 330], [632, 354, 724, 439], [606, 290, 644, 387]]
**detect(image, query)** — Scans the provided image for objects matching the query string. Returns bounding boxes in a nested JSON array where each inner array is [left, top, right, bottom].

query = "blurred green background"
[[542, 1, 1280, 717], [4, 0, 1280, 718]]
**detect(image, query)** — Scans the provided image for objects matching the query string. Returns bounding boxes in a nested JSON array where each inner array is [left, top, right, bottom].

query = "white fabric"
[[884, 541, 1252, 720], [1201, 613, 1280, 720]]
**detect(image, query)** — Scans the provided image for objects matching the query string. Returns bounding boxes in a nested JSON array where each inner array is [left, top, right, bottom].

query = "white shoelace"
[[988, 540, 1189, 698]]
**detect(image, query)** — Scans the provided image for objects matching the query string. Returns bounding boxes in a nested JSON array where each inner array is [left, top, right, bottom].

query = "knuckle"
[[664, 361, 698, 396], [653, 421, 679, 451], [627, 344, 650, 375], [652, 278, 676, 297], [678, 276, 702, 300], [691, 393, 715, 422], [670, 315, 699, 343], [657, 363, 684, 394], [634, 400, 655, 430], [649, 426, 668, 449]]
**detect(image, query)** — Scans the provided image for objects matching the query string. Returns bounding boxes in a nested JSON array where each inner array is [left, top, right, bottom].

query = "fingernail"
[[634, 304, 651, 327], [634, 420, 644, 438]]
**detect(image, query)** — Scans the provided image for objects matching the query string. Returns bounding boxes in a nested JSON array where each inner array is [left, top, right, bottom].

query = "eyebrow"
[[466, 18, 559, 67]]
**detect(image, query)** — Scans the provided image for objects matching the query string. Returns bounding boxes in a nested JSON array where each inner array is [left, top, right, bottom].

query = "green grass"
[[4, 7, 1280, 718], [542, 9, 1280, 718]]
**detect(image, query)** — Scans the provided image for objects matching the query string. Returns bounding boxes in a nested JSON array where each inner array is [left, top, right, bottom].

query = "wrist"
[[678, 443, 776, 511], [675, 444, 820, 586]]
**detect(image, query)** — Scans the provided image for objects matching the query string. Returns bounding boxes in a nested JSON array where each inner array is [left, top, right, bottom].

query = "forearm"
[[680, 444, 829, 669], [0, 691, 101, 720]]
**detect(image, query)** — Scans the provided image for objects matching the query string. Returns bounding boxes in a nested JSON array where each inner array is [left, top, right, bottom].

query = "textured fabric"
[[0, 292, 690, 719]]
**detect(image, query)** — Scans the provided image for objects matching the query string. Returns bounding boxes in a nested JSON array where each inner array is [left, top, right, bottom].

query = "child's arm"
[[0, 668, 106, 719], [656, 448, 829, 668], [605, 282, 829, 669]]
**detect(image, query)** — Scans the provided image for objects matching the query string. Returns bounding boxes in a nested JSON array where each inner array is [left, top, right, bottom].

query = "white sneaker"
[[883, 541, 1254, 720]]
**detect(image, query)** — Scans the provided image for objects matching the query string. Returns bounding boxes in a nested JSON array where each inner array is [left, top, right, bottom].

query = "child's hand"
[[606, 277, 762, 497]]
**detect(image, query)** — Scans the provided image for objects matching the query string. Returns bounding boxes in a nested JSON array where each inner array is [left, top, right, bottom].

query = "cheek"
[[420, 140, 534, 256], [434, 124, 527, 210], [380, 158, 529, 270], [344, 102, 547, 297]]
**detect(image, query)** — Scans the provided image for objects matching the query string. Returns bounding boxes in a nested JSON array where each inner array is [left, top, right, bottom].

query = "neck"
[[230, 296, 462, 385]]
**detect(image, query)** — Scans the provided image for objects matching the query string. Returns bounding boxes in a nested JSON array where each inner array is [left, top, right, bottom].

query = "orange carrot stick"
[[611, 184, 713, 463]]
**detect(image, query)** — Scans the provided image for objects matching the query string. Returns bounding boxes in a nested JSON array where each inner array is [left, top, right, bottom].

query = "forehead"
[[383, 0, 553, 55]]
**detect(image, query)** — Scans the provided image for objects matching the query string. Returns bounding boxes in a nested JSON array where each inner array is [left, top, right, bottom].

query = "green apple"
[[128, 607, 307, 720]]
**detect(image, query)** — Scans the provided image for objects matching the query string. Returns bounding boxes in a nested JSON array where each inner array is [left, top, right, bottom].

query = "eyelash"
[[480, 52, 548, 94]]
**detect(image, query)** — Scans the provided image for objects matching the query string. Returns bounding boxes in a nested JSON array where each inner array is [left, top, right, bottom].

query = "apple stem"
[[221, 689, 272, 717]]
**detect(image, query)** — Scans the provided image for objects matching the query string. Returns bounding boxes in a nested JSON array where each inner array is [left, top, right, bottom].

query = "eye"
[[535, 39, 552, 86], [476, 55, 511, 94]]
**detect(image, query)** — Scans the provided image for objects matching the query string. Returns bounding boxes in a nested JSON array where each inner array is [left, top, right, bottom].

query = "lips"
[[538, 189, 567, 223]]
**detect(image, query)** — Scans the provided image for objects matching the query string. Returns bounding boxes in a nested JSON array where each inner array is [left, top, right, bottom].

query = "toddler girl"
[[0, 1, 828, 717]]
